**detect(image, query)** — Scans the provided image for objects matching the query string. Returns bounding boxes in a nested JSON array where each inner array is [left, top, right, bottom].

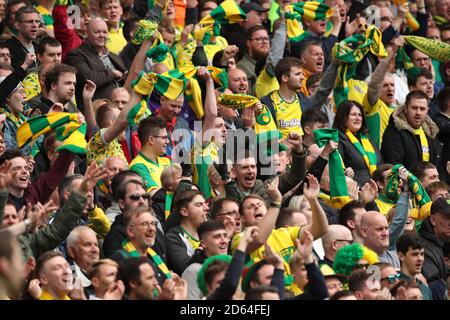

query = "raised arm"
[[301, 174, 329, 240], [124, 38, 153, 91], [82, 80, 98, 138], [266, 17, 287, 77], [198, 67, 218, 145], [307, 61, 338, 109]]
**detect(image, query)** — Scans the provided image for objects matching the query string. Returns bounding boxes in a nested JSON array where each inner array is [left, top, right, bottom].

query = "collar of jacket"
[[391, 104, 439, 139], [420, 218, 444, 248]]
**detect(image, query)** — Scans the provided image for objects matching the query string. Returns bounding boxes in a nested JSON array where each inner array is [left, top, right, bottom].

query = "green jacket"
[[17, 192, 87, 262]]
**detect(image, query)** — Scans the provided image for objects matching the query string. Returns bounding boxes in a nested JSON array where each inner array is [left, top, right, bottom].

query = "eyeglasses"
[[335, 239, 353, 244], [132, 220, 158, 229], [250, 37, 269, 43], [216, 210, 240, 218], [126, 193, 152, 201], [381, 273, 402, 284]]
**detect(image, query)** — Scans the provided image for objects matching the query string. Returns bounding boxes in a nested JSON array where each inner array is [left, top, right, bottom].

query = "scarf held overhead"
[[16, 112, 87, 154]]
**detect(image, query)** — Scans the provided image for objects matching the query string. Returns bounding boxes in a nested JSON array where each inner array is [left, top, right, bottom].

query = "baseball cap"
[[430, 198, 450, 216], [240, 2, 268, 14]]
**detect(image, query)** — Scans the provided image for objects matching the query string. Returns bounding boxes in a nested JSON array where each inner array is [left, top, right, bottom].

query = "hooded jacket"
[[381, 105, 442, 170], [419, 218, 448, 282]]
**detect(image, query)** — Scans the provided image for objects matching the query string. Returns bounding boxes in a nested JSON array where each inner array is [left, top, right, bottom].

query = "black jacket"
[[432, 111, 450, 184], [64, 42, 126, 111], [165, 225, 194, 275], [419, 218, 448, 282], [103, 214, 167, 262], [5, 37, 38, 71], [381, 105, 442, 171], [337, 130, 383, 187]]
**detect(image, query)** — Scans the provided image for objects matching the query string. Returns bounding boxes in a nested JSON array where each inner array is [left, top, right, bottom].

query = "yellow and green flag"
[[131, 72, 187, 100], [403, 35, 450, 63], [17, 112, 86, 154]]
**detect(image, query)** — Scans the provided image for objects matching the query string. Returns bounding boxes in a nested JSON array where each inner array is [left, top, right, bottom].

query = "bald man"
[[361, 211, 400, 269], [228, 68, 249, 94], [320, 225, 353, 268], [65, 18, 126, 111]]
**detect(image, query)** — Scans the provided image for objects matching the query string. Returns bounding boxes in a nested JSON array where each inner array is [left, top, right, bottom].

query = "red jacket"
[[53, 5, 83, 61]]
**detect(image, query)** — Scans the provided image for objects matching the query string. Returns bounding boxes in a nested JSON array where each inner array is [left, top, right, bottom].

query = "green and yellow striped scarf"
[[345, 129, 377, 175], [127, 100, 152, 126], [122, 240, 172, 279], [165, 191, 173, 220], [0, 107, 27, 129], [132, 19, 159, 45], [17, 112, 87, 154], [333, 26, 387, 107], [146, 31, 170, 63], [131, 71, 187, 100], [163, 66, 228, 119], [314, 128, 351, 209], [385, 164, 432, 220], [395, 47, 421, 77], [217, 93, 272, 125], [284, 2, 333, 43], [194, 0, 246, 44], [403, 35, 450, 63]]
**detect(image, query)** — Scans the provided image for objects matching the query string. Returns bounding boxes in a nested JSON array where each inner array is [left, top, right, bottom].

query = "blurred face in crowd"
[[300, 44, 324, 73], [344, 105, 363, 133], [201, 228, 229, 256], [246, 10, 263, 29], [326, 277, 344, 297], [228, 68, 249, 94], [0, 239, 24, 299], [52, 72, 76, 104], [165, 0, 176, 20], [252, 264, 275, 287], [1, 204, 19, 228], [380, 74, 396, 105], [119, 183, 149, 211], [430, 212, 450, 242], [87, 19, 109, 49], [355, 279, 381, 300], [303, 18, 327, 35], [104, 156, 126, 184], [100, 0, 123, 28], [411, 50, 431, 71], [0, 0, 6, 19], [0, 47, 11, 65], [39, 44, 62, 66], [233, 157, 257, 191], [39, 256, 74, 296], [180, 195, 209, 228], [421, 168, 440, 188], [442, 29, 450, 44], [361, 212, 390, 254], [411, 76, 434, 99], [399, 247, 425, 276], [207, 270, 225, 294], [16, 12, 39, 41], [91, 263, 118, 296], [380, 266, 400, 289], [159, 95, 183, 121], [8, 2, 26, 26], [7, 156, 30, 192], [284, 66, 304, 91], [326, 0, 348, 22], [241, 196, 267, 227], [130, 263, 158, 300], [247, 29, 270, 60], [127, 211, 158, 249], [200, 1, 217, 19], [427, 27, 441, 41], [215, 200, 242, 233], [68, 229, 100, 272], [211, 117, 227, 146], [161, 30, 176, 47], [406, 287, 423, 300], [405, 97, 429, 129], [435, 0, 450, 21], [380, 7, 394, 32], [111, 88, 130, 110], [6, 85, 26, 114]]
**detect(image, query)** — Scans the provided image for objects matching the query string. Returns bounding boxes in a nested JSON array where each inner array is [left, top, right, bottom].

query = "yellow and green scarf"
[[314, 128, 351, 209], [333, 26, 387, 107], [122, 240, 172, 279], [165, 191, 173, 220], [345, 129, 377, 175], [163, 66, 228, 119], [395, 47, 421, 77], [194, 0, 246, 44], [413, 127, 430, 162], [284, 2, 333, 43], [127, 100, 152, 127], [131, 19, 159, 45], [131, 71, 187, 100], [217, 93, 272, 125], [385, 164, 432, 221], [17, 112, 86, 154], [0, 107, 27, 129], [146, 31, 170, 63]]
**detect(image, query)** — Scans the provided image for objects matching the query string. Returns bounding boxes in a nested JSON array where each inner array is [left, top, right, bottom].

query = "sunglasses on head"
[[381, 273, 402, 284], [127, 193, 151, 201]]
